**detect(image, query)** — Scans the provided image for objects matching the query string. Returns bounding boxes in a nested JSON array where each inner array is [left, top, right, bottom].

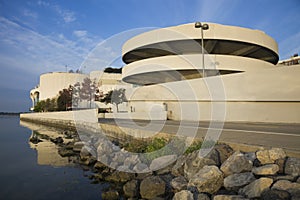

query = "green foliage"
[[33, 100, 45, 112], [123, 139, 148, 153], [184, 140, 203, 154], [33, 98, 56, 112], [100, 88, 127, 112], [145, 138, 167, 153], [184, 140, 217, 154], [57, 86, 73, 111]]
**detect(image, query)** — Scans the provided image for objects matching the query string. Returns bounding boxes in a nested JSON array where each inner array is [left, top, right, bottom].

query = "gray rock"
[[297, 177, 300, 183], [80, 145, 93, 159], [224, 172, 256, 191], [220, 151, 252, 177], [97, 141, 115, 155], [213, 195, 249, 200], [79, 156, 96, 166], [256, 148, 286, 164], [117, 165, 133, 173], [110, 161, 119, 169], [285, 157, 300, 176], [261, 189, 291, 200], [171, 155, 187, 176], [156, 164, 173, 175], [170, 176, 188, 192], [173, 190, 194, 200], [101, 190, 119, 200], [274, 175, 296, 182], [150, 154, 177, 171], [197, 193, 210, 200], [140, 176, 166, 199], [206, 148, 221, 166], [252, 164, 279, 175], [93, 161, 107, 171], [215, 144, 234, 164], [123, 180, 138, 198], [244, 152, 256, 162], [133, 162, 149, 173], [184, 150, 217, 180], [124, 155, 140, 169], [98, 154, 110, 165], [272, 180, 300, 196], [188, 165, 223, 194], [111, 151, 127, 164], [239, 177, 273, 198], [105, 171, 134, 183]]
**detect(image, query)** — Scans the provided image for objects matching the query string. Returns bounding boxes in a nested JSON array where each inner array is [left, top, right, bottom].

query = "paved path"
[[99, 118, 300, 154]]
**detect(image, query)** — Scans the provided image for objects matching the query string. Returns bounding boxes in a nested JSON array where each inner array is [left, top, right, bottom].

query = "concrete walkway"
[[99, 119, 300, 156]]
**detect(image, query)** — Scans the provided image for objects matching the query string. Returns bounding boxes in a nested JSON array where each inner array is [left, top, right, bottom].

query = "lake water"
[[0, 115, 107, 200]]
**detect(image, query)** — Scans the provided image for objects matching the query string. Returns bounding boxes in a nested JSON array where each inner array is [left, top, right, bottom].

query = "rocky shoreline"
[[30, 128, 300, 200]]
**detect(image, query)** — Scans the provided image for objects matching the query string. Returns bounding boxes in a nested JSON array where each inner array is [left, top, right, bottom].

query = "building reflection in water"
[[20, 120, 74, 167]]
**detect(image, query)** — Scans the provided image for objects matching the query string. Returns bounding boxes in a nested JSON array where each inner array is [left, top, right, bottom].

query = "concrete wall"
[[38, 72, 87, 100], [21, 109, 98, 123], [127, 65, 300, 123]]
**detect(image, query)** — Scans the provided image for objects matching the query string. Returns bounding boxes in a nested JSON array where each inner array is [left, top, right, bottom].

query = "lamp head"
[[195, 21, 202, 28], [202, 23, 209, 30]]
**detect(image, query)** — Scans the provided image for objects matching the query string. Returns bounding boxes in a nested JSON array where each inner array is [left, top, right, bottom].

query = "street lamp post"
[[195, 22, 209, 78]]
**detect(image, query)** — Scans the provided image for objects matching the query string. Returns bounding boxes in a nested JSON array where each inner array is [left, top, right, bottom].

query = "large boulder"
[[101, 190, 119, 200], [213, 195, 249, 200], [214, 144, 234, 164], [239, 178, 273, 198], [171, 155, 188, 176], [184, 150, 217, 180], [123, 180, 138, 198], [261, 189, 291, 200], [220, 151, 252, 177], [256, 148, 286, 164], [272, 180, 300, 196], [149, 154, 177, 171], [197, 193, 210, 200], [188, 165, 223, 194], [252, 164, 279, 175], [285, 157, 300, 176], [170, 176, 188, 192], [124, 154, 140, 169], [104, 170, 134, 183], [173, 190, 194, 200], [224, 172, 256, 191], [133, 162, 149, 173], [140, 175, 166, 199]]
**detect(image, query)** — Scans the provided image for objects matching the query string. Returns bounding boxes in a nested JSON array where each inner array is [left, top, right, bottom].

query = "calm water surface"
[[0, 115, 106, 200]]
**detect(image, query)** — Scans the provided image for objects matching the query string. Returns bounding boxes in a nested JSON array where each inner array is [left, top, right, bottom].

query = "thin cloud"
[[37, 0, 76, 23], [73, 30, 87, 38], [23, 8, 38, 19], [0, 17, 101, 85]]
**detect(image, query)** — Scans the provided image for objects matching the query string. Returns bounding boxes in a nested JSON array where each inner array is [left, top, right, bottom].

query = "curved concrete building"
[[121, 23, 300, 123], [30, 72, 88, 109]]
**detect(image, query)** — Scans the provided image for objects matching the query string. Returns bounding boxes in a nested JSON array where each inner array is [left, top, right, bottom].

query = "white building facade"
[[121, 23, 300, 123]]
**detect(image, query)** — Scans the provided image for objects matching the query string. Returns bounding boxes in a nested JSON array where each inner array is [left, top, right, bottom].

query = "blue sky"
[[0, 0, 299, 112]]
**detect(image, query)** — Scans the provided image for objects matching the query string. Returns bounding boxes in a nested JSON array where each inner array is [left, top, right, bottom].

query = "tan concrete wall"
[[123, 23, 278, 57], [127, 66, 300, 123], [38, 72, 87, 100]]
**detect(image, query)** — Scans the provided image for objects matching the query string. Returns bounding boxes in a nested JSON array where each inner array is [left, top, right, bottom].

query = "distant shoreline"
[[0, 112, 29, 116]]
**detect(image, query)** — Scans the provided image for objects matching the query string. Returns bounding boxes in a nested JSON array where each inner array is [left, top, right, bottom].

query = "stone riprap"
[[27, 127, 300, 200]]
